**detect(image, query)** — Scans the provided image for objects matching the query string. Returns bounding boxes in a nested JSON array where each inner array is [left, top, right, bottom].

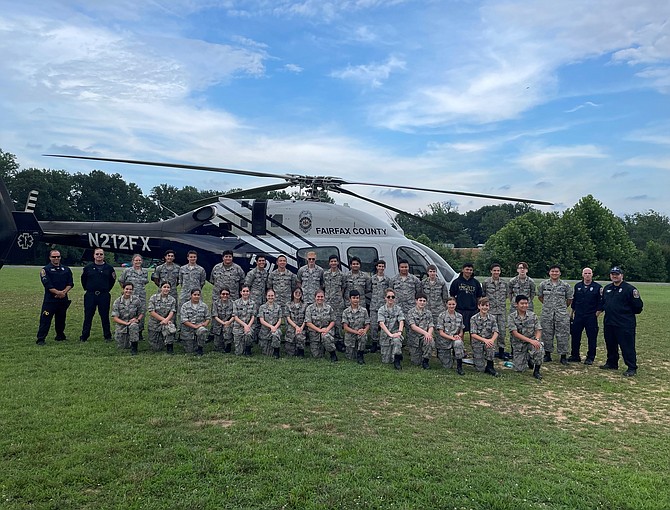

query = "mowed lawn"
[[1, 266, 669, 510]]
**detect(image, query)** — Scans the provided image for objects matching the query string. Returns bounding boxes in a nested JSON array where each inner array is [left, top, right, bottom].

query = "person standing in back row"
[[80, 248, 117, 342], [449, 262, 482, 340], [538, 265, 573, 365], [36, 249, 74, 345], [569, 267, 602, 365]]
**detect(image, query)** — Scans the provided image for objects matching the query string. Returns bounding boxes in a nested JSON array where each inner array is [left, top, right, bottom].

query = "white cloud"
[[283, 63, 304, 73], [330, 55, 406, 88], [516, 145, 608, 171]]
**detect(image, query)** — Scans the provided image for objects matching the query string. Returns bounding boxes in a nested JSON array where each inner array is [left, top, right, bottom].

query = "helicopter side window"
[[296, 247, 340, 270], [396, 246, 430, 280], [346, 247, 379, 274]]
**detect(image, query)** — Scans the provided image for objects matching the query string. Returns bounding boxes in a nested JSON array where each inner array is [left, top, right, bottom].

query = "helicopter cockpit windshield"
[[410, 240, 457, 283]]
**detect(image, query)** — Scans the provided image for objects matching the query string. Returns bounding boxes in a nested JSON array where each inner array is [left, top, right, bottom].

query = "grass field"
[[1, 267, 669, 509]]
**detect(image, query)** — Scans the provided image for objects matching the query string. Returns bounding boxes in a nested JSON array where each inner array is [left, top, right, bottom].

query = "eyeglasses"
[[50, 256, 61, 259], [307, 258, 316, 261], [386, 295, 396, 299]]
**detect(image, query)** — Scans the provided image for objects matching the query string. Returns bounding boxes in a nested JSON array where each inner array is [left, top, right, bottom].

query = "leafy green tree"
[[624, 210, 670, 249], [9, 168, 80, 220], [396, 201, 473, 247], [0, 149, 20, 180], [545, 210, 596, 278]]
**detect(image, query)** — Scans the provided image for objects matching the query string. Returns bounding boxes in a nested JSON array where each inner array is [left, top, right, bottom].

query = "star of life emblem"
[[17, 233, 34, 249]]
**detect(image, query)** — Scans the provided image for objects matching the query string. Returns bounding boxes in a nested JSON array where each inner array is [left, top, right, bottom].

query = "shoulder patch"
[[633, 289, 640, 298], [40, 268, 46, 277]]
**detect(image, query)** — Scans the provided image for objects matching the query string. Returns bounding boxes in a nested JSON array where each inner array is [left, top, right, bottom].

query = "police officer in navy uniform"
[[80, 247, 117, 342], [569, 267, 602, 365], [36, 249, 74, 345], [600, 266, 643, 376]]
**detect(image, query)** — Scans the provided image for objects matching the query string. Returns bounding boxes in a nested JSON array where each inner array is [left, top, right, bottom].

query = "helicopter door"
[[346, 247, 380, 274], [396, 246, 430, 280]]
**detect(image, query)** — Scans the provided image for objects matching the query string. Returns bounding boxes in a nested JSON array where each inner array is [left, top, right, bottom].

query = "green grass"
[[1, 267, 669, 509]]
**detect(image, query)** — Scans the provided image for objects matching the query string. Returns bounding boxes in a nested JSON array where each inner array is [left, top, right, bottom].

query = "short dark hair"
[[350, 256, 361, 264], [549, 264, 561, 272], [349, 290, 360, 298], [462, 262, 474, 269], [490, 263, 501, 270], [416, 293, 428, 301], [329, 254, 339, 262], [515, 294, 528, 304], [222, 250, 233, 257]]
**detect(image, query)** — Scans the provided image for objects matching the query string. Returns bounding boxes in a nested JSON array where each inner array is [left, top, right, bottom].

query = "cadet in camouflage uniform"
[[508, 261, 536, 312], [482, 263, 510, 360], [469, 297, 499, 376], [258, 289, 284, 358], [305, 289, 338, 361], [323, 255, 346, 349], [232, 286, 257, 356], [210, 250, 245, 306], [436, 297, 466, 374], [118, 254, 150, 335], [296, 251, 324, 306], [391, 259, 422, 315], [342, 290, 370, 364], [344, 257, 372, 307], [147, 282, 177, 353], [151, 250, 180, 304], [421, 265, 449, 320], [285, 288, 308, 357], [211, 288, 234, 353], [112, 283, 145, 355], [538, 265, 574, 365], [406, 293, 435, 369], [369, 260, 390, 353], [180, 289, 210, 356], [378, 289, 405, 370], [245, 254, 269, 306], [267, 254, 297, 308], [178, 251, 207, 305], [508, 294, 544, 380]]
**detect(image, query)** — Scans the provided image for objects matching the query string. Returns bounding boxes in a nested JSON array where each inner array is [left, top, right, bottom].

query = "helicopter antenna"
[[155, 199, 178, 218]]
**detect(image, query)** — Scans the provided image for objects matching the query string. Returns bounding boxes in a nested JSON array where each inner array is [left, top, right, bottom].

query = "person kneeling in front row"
[[508, 294, 544, 380]]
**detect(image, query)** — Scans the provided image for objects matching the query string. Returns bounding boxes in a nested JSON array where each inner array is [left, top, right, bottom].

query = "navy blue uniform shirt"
[[571, 281, 602, 316], [81, 262, 116, 293], [602, 281, 643, 328], [41, 263, 74, 302]]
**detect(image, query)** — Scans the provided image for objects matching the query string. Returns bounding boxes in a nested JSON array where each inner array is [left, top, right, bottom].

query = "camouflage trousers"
[[259, 331, 282, 356], [285, 329, 306, 356], [512, 338, 544, 372], [380, 337, 403, 364], [115, 322, 140, 349], [147, 325, 176, 351], [214, 328, 233, 351], [308, 330, 336, 358], [491, 313, 506, 349], [344, 333, 368, 359], [435, 337, 465, 369], [182, 326, 208, 353], [369, 309, 381, 343], [471, 339, 495, 372], [541, 313, 570, 354], [233, 330, 254, 355], [408, 335, 434, 365]]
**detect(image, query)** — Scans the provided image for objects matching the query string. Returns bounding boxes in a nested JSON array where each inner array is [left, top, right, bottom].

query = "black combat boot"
[[130, 342, 138, 356], [196, 346, 204, 356], [484, 360, 499, 377], [422, 358, 430, 370], [393, 354, 402, 370], [273, 347, 280, 359], [244, 345, 252, 356], [224, 343, 232, 353], [543, 352, 552, 362], [560, 354, 568, 366], [166, 343, 174, 354], [528, 357, 534, 369], [296, 348, 305, 358], [357, 350, 365, 365], [370, 342, 379, 353], [533, 364, 543, 380], [456, 359, 464, 375], [330, 350, 339, 362], [495, 347, 505, 359]]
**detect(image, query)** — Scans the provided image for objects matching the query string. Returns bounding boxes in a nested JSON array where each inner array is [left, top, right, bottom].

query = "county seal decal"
[[299, 210, 313, 233]]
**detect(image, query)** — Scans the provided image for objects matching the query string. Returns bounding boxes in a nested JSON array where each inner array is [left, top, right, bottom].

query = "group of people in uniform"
[[36, 248, 644, 378]]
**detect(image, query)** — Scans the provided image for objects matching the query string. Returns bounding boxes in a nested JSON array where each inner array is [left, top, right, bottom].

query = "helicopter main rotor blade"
[[44, 154, 293, 181], [334, 187, 464, 235], [189, 182, 292, 207], [340, 179, 553, 206]]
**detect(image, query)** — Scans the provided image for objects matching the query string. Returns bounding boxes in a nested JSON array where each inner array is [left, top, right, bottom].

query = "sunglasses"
[[386, 295, 396, 299], [50, 255, 61, 258]]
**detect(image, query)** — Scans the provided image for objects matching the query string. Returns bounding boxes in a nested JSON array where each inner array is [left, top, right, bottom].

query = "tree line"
[[2, 149, 669, 281]]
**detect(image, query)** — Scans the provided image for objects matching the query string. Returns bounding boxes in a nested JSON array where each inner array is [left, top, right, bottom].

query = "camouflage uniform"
[[284, 301, 307, 356], [538, 279, 573, 355], [296, 265, 324, 305], [111, 295, 144, 349], [378, 304, 405, 364], [147, 292, 177, 351], [257, 302, 284, 356], [435, 310, 465, 369], [405, 306, 434, 365], [305, 303, 336, 358], [180, 300, 210, 353], [482, 277, 509, 350], [119, 267, 149, 331], [344, 271, 372, 306], [508, 276, 536, 311], [151, 263, 180, 303], [391, 274, 421, 314], [323, 269, 346, 340], [211, 298, 234, 352], [421, 278, 449, 319], [341, 305, 370, 359], [232, 298, 257, 355], [268, 269, 297, 308], [369, 274, 390, 345], [508, 309, 544, 371], [210, 262, 245, 304], [178, 264, 207, 305], [469, 313, 498, 372], [245, 266, 269, 306]]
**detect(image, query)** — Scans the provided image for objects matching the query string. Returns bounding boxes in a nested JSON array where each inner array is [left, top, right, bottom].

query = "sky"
[[1, 0, 669, 221]]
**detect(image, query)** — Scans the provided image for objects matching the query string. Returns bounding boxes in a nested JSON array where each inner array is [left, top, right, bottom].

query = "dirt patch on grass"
[[194, 418, 234, 428]]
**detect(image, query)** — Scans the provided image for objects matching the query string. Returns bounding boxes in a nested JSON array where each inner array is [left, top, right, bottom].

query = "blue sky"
[[1, 0, 669, 220]]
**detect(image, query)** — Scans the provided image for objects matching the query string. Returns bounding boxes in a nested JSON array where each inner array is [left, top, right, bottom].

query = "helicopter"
[[0, 154, 552, 281]]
